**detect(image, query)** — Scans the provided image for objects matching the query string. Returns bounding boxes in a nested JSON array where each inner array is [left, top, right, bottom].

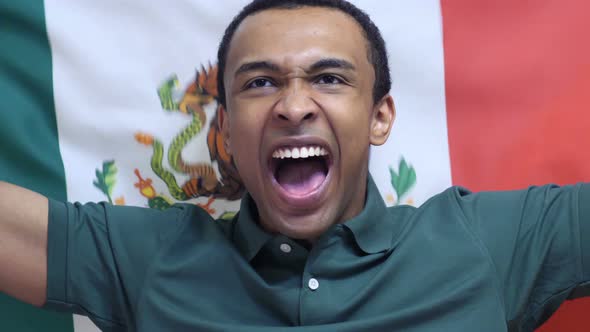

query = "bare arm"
[[0, 181, 48, 306]]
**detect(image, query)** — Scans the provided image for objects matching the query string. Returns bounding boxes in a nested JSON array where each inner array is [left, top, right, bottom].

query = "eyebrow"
[[234, 58, 356, 77], [308, 58, 356, 72], [235, 61, 280, 77]]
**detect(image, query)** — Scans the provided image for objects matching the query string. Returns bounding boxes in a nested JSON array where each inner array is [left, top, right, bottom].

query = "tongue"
[[276, 159, 327, 196]]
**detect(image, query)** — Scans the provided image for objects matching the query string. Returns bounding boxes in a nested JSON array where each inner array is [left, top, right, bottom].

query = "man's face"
[[221, 6, 394, 240]]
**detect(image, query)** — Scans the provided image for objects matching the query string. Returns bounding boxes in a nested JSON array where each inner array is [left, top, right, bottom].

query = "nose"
[[273, 82, 318, 125]]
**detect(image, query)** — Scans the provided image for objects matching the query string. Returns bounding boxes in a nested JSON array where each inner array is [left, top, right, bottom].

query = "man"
[[0, 0, 588, 331]]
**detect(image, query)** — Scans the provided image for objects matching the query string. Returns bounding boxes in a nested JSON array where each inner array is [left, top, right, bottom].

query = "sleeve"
[[43, 199, 188, 331], [451, 183, 590, 330]]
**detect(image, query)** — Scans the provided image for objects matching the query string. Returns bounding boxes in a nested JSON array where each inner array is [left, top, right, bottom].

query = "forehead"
[[225, 6, 370, 72]]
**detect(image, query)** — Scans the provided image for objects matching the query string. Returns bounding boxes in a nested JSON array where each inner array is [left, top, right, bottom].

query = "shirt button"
[[279, 243, 292, 253], [308, 278, 319, 291]]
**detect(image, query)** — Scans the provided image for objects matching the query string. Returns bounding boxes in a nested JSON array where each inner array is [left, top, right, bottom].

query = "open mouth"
[[269, 145, 331, 198]]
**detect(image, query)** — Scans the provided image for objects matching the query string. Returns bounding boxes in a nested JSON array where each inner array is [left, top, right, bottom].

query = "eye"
[[246, 78, 274, 89], [315, 74, 343, 85]]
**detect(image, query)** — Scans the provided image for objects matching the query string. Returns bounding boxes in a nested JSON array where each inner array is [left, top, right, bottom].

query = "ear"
[[369, 94, 395, 146], [217, 104, 232, 155]]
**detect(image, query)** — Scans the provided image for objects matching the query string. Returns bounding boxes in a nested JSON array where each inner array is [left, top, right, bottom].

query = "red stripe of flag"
[[441, 0, 590, 330]]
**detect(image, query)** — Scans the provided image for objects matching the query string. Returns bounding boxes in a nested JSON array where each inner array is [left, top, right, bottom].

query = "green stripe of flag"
[[0, 0, 74, 331]]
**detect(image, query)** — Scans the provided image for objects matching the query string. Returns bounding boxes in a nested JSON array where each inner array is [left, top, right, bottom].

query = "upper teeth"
[[272, 146, 328, 159]]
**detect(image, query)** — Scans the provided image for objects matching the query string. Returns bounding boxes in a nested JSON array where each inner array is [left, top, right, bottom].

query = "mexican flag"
[[1, 0, 589, 331]]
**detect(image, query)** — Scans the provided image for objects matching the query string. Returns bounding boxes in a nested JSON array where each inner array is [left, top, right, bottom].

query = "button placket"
[[280, 243, 292, 253], [308, 277, 319, 290]]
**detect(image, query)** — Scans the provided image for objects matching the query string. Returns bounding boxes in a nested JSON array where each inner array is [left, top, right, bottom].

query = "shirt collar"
[[232, 193, 273, 261], [342, 174, 394, 254], [232, 173, 395, 260]]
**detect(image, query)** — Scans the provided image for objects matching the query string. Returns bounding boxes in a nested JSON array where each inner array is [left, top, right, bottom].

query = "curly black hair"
[[217, 0, 391, 107]]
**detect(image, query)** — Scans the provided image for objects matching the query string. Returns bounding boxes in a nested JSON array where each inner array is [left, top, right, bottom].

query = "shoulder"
[[59, 201, 221, 251], [384, 186, 466, 223], [380, 186, 521, 243]]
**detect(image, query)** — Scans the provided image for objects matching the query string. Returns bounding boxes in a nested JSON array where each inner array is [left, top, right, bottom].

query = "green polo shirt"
[[43, 176, 590, 331]]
